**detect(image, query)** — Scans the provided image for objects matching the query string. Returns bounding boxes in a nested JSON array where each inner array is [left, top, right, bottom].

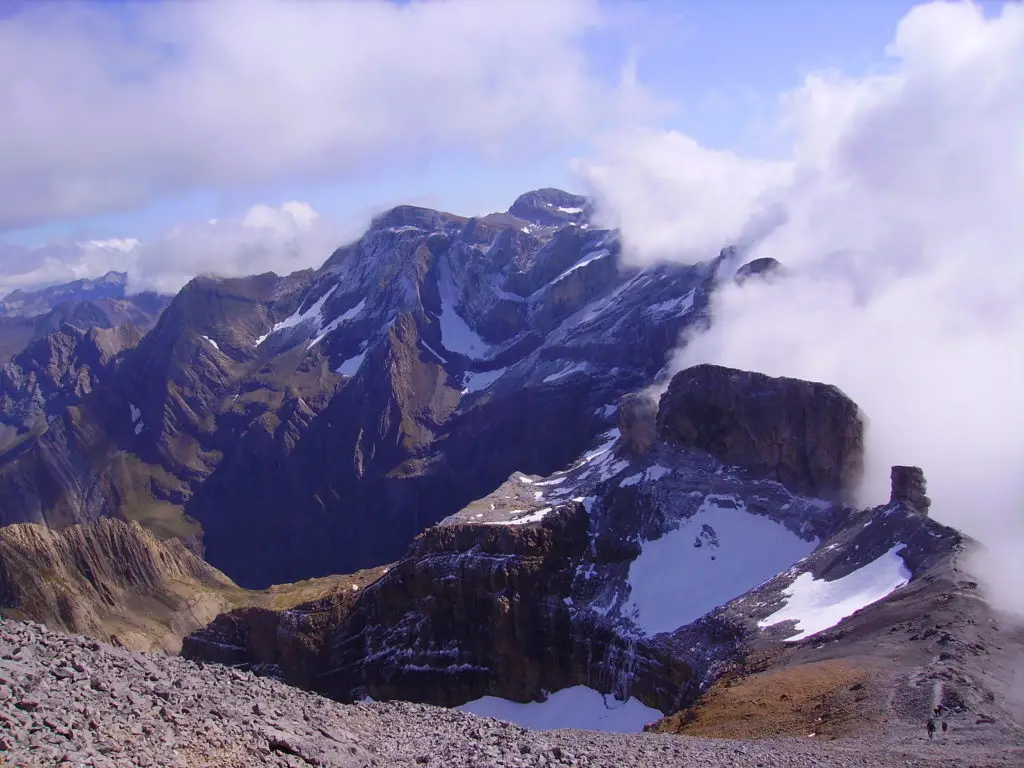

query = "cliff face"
[[657, 364, 864, 499], [185, 504, 713, 713], [183, 363, 963, 730]]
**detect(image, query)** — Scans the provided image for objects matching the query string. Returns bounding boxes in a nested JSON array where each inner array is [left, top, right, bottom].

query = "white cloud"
[[579, 2, 1024, 615], [0, 0, 631, 231], [574, 131, 791, 264], [0, 201, 359, 297]]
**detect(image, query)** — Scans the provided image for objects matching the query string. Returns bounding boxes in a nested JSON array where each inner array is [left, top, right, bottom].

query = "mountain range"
[[0, 188, 1021, 766]]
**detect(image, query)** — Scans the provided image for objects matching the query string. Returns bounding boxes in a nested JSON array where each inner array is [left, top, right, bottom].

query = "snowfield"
[[758, 543, 912, 641], [623, 497, 817, 635]]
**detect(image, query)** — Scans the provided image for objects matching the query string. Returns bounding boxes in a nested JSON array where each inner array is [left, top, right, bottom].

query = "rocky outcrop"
[[617, 392, 658, 455], [179, 565, 390, 688], [889, 465, 931, 514], [734, 257, 785, 285], [0, 518, 237, 652], [657, 364, 864, 499]]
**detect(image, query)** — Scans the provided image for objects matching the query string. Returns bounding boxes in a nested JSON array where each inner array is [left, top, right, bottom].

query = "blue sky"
[[1, 0, 941, 249]]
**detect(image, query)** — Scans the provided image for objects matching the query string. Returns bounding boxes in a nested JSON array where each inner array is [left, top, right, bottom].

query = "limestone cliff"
[[657, 364, 864, 499]]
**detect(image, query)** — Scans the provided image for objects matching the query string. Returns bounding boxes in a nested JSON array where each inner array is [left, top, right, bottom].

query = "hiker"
[[927, 718, 936, 739]]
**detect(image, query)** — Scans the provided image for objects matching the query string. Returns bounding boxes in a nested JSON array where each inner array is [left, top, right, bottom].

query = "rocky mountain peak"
[[369, 204, 465, 233], [508, 188, 589, 227], [734, 257, 785, 285]]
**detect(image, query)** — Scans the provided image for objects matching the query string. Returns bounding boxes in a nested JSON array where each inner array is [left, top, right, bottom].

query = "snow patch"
[[543, 361, 589, 384], [200, 335, 221, 351], [623, 498, 817, 635], [259, 287, 336, 346], [457, 685, 660, 734], [129, 403, 141, 424], [508, 507, 553, 526], [645, 465, 672, 482], [573, 429, 620, 468], [462, 367, 507, 394], [646, 289, 695, 318], [557, 206, 584, 214], [134, 420, 144, 435], [619, 472, 644, 488], [308, 297, 367, 349], [553, 249, 610, 283], [335, 350, 366, 376], [438, 265, 490, 359], [758, 544, 912, 641], [534, 476, 566, 487]]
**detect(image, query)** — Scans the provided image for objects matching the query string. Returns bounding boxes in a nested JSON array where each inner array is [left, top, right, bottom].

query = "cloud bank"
[[0, 201, 358, 297], [0, 0, 627, 232], [578, 1, 1024, 614]]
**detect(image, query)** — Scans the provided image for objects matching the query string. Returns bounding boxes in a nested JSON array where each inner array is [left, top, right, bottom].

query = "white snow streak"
[[308, 297, 367, 349], [543, 361, 589, 384], [200, 335, 221, 351], [553, 249, 610, 283], [421, 340, 447, 364], [259, 288, 336, 346], [462, 367, 507, 393], [646, 289, 695, 318]]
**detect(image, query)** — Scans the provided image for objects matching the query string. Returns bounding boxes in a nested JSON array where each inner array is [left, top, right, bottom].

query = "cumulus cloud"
[[579, 2, 1024, 615], [0, 0, 636, 231], [0, 201, 360, 297]]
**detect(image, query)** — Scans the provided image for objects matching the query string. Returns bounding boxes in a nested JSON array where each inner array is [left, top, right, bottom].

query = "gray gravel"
[[1, 617, 1018, 768]]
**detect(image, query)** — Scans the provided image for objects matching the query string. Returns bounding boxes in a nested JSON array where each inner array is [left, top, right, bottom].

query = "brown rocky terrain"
[[0, 518, 382, 654], [7, 616, 1020, 767]]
